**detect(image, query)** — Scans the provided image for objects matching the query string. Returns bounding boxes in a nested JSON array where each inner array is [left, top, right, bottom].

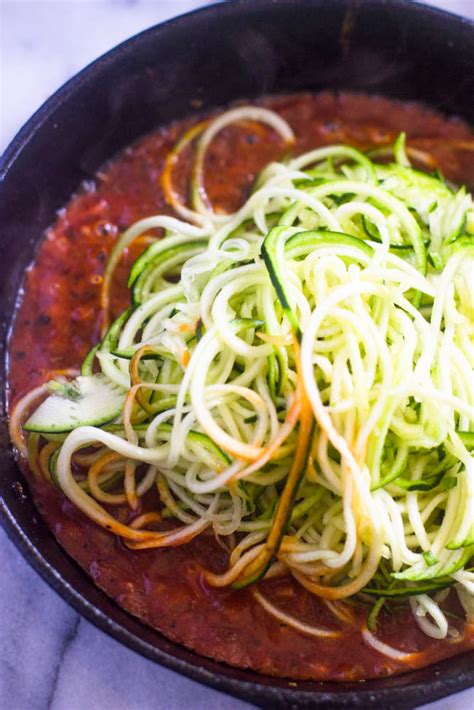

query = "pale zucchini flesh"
[[24, 375, 126, 433]]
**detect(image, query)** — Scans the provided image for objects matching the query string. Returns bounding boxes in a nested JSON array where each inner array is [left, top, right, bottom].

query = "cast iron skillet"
[[1, 0, 473, 706]]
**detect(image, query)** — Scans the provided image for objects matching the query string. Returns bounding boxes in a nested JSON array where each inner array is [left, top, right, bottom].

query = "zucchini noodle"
[[13, 105, 474, 657]]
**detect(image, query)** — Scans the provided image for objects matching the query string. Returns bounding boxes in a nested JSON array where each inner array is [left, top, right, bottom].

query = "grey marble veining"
[[0, 528, 78, 710], [0, 527, 251, 710], [1, 1, 474, 709]]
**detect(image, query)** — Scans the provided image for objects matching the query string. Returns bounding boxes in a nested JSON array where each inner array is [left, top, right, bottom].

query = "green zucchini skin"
[[362, 580, 454, 598], [130, 240, 207, 305], [157, 422, 231, 466], [261, 227, 373, 336], [458, 431, 474, 450], [100, 308, 135, 354], [24, 375, 126, 434]]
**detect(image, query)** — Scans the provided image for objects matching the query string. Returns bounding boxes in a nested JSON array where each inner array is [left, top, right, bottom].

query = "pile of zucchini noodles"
[[13, 105, 474, 658]]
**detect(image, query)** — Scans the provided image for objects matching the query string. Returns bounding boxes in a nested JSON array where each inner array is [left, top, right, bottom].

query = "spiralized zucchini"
[[13, 105, 474, 652]]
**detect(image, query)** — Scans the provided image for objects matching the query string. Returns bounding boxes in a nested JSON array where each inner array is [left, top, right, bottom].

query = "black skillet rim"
[[1, 0, 474, 707]]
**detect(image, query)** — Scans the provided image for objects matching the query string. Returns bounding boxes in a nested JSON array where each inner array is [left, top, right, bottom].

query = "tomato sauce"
[[8, 92, 474, 681]]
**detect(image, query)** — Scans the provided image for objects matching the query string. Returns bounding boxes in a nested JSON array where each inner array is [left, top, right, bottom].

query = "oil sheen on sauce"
[[8, 93, 474, 681]]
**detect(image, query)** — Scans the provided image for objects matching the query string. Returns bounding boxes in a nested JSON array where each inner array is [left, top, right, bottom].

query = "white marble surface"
[[1, 1, 474, 709]]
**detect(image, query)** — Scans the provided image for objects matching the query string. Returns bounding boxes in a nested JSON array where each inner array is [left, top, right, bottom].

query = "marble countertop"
[[1, 1, 473, 708]]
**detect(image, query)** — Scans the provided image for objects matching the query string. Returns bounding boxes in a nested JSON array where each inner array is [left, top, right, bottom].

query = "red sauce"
[[8, 92, 474, 681]]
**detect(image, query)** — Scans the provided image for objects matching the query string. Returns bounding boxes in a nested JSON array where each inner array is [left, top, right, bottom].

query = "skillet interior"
[[1, 0, 473, 706]]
